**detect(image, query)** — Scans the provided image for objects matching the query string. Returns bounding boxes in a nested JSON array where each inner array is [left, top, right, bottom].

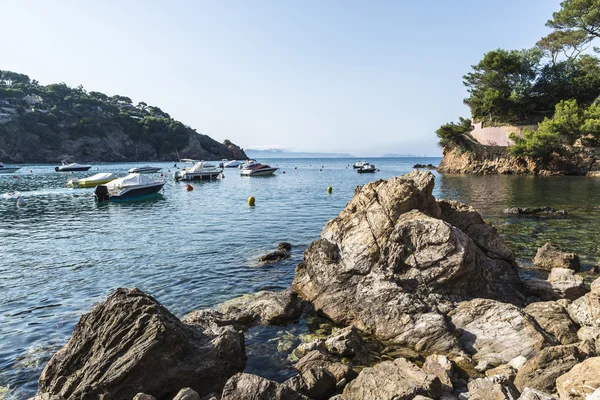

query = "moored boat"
[[55, 160, 92, 172], [93, 173, 164, 201], [224, 160, 243, 168], [0, 163, 20, 173], [173, 161, 223, 181], [68, 172, 118, 188], [353, 161, 369, 169], [357, 163, 377, 173], [128, 165, 162, 174], [240, 163, 278, 176]]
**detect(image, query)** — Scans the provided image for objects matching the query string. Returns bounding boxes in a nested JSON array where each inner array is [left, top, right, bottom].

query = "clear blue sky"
[[2, 0, 559, 156]]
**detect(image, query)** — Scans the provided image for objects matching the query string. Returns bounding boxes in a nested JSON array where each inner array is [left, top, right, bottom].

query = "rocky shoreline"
[[438, 137, 600, 176], [31, 171, 600, 399]]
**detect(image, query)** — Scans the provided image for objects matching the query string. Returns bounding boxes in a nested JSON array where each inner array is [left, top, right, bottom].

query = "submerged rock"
[[503, 207, 568, 216], [449, 299, 549, 367], [342, 357, 442, 400], [534, 243, 580, 271], [413, 163, 437, 170], [258, 242, 293, 264], [183, 289, 302, 331], [38, 288, 245, 400], [293, 171, 527, 357], [221, 373, 308, 400]]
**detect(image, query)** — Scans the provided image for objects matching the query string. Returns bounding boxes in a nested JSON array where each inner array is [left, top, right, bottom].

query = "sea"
[[1, 157, 600, 399]]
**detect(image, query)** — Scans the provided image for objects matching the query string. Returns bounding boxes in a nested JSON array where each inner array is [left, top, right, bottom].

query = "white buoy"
[[16, 196, 26, 207]]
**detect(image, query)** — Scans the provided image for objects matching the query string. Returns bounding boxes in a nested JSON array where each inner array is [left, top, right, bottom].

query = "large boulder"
[[517, 388, 557, 400], [524, 301, 580, 345], [183, 289, 302, 331], [38, 288, 245, 400], [522, 269, 587, 301], [221, 373, 308, 400], [513, 344, 588, 393], [534, 243, 580, 271], [568, 278, 600, 327], [422, 354, 454, 393], [293, 171, 527, 357], [284, 365, 337, 400], [449, 299, 549, 366], [342, 357, 442, 400], [295, 350, 358, 383], [556, 357, 600, 399]]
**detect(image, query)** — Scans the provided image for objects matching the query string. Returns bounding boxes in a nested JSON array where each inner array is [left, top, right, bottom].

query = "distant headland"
[[0, 70, 247, 163]]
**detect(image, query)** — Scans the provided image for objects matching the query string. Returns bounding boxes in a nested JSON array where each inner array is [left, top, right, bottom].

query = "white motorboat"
[[93, 173, 165, 201], [353, 161, 369, 169], [357, 163, 377, 173], [173, 161, 223, 181], [240, 162, 278, 176], [55, 160, 92, 172], [224, 160, 244, 168], [0, 163, 20, 173], [239, 159, 258, 169], [68, 172, 118, 188], [128, 165, 162, 174]]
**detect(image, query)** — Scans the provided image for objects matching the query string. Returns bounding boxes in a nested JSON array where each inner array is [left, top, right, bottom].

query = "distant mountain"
[[383, 153, 418, 157], [246, 149, 353, 158], [0, 69, 246, 162]]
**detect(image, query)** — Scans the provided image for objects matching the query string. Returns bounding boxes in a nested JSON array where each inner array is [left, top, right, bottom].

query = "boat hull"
[[70, 178, 116, 188], [240, 168, 278, 176], [357, 168, 377, 173], [56, 166, 92, 172], [0, 168, 20, 173], [128, 167, 162, 174], [174, 172, 221, 181], [94, 182, 165, 201]]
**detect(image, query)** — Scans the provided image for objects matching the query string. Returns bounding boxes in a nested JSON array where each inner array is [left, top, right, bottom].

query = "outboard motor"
[[55, 166, 60, 171], [94, 185, 110, 202]]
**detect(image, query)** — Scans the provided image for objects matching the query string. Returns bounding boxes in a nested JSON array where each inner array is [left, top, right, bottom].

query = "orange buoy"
[[185, 184, 193, 191]]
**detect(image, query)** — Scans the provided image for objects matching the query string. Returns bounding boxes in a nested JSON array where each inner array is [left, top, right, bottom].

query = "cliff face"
[[0, 118, 247, 163], [438, 136, 600, 176]]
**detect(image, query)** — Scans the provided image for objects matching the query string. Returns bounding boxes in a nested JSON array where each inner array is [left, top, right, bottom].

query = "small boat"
[[0, 163, 20, 173], [68, 172, 118, 188], [55, 160, 92, 172], [173, 161, 223, 181], [93, 173, 165, 201], [239, 159, 259, 169], [128, 165, 162, 174], [357, 164, 377, 173], [353, 161, 369, 169], [224, 160, 244, 168], [240, 163, 278, 176]]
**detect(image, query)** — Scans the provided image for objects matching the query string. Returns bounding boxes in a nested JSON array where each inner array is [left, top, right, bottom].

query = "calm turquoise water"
[[1, 158, 600, 398]]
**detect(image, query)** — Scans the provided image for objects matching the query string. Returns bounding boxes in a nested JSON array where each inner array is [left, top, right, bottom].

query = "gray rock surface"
[[467, 375, 520, 400], [342, 357, 442, 400], [556, 356, 600, 399], [422, 354, 454, 392], [517, 388, 557, 399], [524, 301, 580, 345], [521, 269, 587, 301], [293, 171, 527, 357], [295, 350, 358, 383], [485, 364, 517, 381], [449, 299, 549, 366], [325, 326, 368, 358], [183, 289, 302, 331], [568, 279, 600, 327], [503, 207, 568, 216], [38, 288, 245, 400], [132, 394, 156, 400], [534, 243, 580, 271], [221, 373, 308, 400], [172, 388, 201, 400], [284, 366, 337, 400]]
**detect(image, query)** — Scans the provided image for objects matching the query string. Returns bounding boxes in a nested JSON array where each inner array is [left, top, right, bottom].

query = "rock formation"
[[38, 288, 245, 400], [534, 243, 581, 271]]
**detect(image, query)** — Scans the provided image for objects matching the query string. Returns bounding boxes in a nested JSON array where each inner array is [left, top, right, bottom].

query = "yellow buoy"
[[327, 186, 332, 194], [248, 196, 256, 206]]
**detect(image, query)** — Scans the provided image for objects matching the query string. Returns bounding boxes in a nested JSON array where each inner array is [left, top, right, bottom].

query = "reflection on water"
[[1, 160, 600, 398]]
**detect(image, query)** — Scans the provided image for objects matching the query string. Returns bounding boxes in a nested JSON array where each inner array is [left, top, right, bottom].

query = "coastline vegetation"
[[437, 0, 600, 157]]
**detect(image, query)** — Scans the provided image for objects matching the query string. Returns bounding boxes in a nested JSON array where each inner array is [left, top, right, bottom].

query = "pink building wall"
[[470, 121, 538, 147]]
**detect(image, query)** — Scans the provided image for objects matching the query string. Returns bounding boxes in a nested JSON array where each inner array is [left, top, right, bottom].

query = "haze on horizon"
[[2, 0, 558, 156]]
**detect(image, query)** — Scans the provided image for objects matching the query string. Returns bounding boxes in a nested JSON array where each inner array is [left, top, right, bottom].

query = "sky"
[[2, 0, 560, 156]]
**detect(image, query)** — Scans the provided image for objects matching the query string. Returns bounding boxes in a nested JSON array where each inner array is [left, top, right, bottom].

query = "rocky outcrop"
[[258, 242, 293, 264], [183, 289, 302, 331], [449, 299, 549, 367], [568, 278, 600, 328], [38, 288, 245, 400], [534, 243, 580, 271], [293, 171, 527, 357], [556, 357, 600, 399], [413, 163, 437, 169], [438, 139, 600, 176], [524, 301, 580, 345], [342, 357, 442, 400], [284, 365, 337, 400], [221, 373, 308, 400], [222, 139, 247, 161], [295, 350, 358, 383], [513, 344, 589, 393]]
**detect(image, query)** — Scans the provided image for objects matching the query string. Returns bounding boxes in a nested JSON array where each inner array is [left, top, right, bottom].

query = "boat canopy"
[[85, 172, 116, 181], [190, 161, 216, 172], [106, 173, 157, 188]]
